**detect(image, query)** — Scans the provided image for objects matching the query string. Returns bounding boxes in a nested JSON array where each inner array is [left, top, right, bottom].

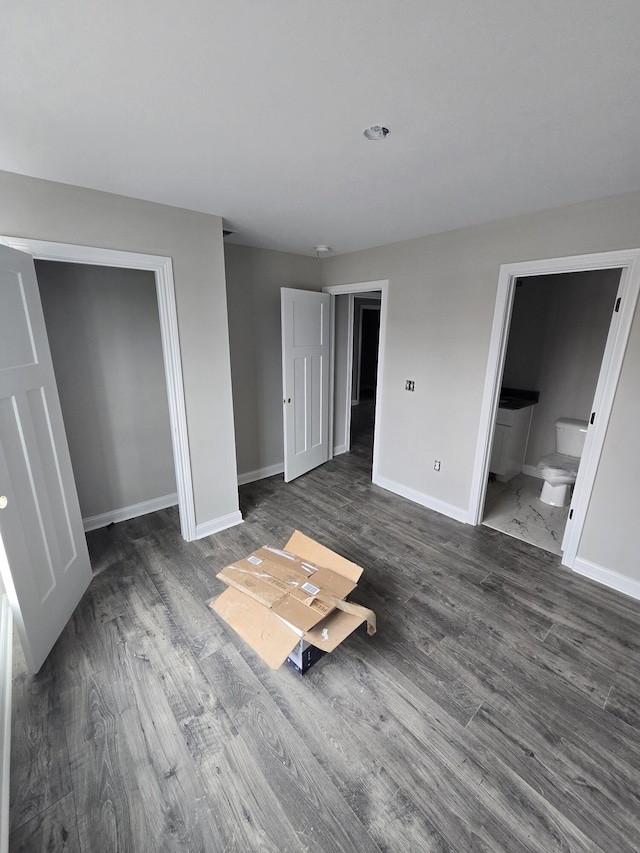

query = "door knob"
[[0, 496, 7, 509]]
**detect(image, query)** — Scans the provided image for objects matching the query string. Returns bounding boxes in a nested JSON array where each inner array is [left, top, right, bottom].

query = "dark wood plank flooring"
[[10, 403, 640, 851]]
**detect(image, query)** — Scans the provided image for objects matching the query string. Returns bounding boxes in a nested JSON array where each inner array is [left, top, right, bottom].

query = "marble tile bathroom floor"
[[482, 472, 569, 556]]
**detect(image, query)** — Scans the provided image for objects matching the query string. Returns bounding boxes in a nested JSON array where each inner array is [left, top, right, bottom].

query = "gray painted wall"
[[321, 191, 640, 583], [0, 170, 239, 529], [36, 261, 177, 521], [224, 243, 323, 478], [503, 270, 620, 466]]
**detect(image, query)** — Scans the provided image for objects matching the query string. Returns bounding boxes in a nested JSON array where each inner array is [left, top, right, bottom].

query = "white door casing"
[[281, 288, 331, 482], [0, 244, 92, 673]]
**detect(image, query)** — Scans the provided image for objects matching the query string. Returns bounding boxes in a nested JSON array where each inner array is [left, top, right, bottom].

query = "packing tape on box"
[[302, 594, 377, 636], [219, 566, 302, 586]]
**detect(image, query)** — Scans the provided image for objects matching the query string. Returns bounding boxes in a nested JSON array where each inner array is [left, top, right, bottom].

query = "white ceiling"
[[3, 1, 640, 256]]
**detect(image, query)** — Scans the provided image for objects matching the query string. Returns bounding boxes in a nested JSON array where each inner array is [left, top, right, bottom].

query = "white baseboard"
[[572, 557, 640, 602], [237, 463, 284, 486], [333, 443, 347, 456], [0, 596, 12, 853], [195, 510, 244, 539], [522, 464, 543, 479], [83, 493, 179, 532], [373, 474, 469, 524]]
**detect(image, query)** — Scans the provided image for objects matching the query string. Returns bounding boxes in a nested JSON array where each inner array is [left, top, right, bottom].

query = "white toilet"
[[537, 418, 588, 507]]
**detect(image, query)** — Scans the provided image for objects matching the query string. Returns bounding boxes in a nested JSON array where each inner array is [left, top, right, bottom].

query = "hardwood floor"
[[10, 412, 640, 851]]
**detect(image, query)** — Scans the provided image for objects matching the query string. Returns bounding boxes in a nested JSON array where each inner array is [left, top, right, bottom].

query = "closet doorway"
[[36, 260, 178, 534], [0, 236, 196, 541]]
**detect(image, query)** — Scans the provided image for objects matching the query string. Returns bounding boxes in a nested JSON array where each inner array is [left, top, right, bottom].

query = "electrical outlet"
[[405, 379, 415, 392], [434, 460, 441, 471]]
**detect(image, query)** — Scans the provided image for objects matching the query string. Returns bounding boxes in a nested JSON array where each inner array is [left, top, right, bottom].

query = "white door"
[[0, 244, 91, 673], [281, 288, 331, 482]]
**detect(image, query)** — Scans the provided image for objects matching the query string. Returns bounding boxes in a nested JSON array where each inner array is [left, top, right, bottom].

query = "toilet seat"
[[537, 452, 580, 507], [537, 452, 580, 484]]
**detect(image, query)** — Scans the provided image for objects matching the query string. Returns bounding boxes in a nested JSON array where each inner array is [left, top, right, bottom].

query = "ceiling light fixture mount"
[[314, 245, 331, 257], [363, 125, 390, 140]]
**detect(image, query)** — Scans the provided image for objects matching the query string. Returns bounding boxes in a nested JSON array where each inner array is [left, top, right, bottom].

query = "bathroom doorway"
[[469, 246, 640, 571], [482, 270, 620, 555]]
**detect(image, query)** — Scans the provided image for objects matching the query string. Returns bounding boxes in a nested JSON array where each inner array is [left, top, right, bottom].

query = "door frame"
[[323, 280, 388, 483], [0, 236, 197, 541], [468, 248, 640, 569]]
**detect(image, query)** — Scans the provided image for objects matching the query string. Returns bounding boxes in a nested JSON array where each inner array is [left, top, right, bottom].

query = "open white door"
[[281, 288, 331, 482], [0, 244, 92, 673]]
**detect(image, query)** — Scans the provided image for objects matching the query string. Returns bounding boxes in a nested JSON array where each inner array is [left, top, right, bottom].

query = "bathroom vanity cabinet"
[[490, 404, 535, 482]]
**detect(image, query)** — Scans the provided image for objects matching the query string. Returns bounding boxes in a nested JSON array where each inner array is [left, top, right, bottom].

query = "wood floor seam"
[[464, 700, 484, 730], [541, 622, 556, 642]]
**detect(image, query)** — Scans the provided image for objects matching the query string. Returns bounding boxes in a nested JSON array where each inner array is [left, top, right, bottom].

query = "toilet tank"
[[555, 418, 588, 457]]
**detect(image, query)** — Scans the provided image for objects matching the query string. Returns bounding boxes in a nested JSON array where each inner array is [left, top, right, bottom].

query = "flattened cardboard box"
[[210, 530, 376, 669]]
